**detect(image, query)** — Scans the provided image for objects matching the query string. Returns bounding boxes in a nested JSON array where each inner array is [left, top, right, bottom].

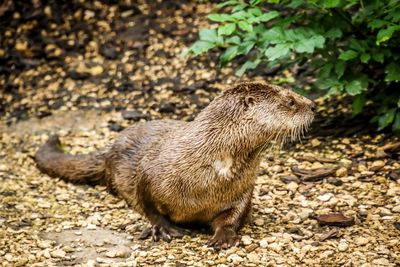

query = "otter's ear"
[[244, 96, 255, 107]]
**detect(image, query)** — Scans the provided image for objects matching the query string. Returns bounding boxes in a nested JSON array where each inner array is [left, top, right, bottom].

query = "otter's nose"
[[310, 102, 316, 112]]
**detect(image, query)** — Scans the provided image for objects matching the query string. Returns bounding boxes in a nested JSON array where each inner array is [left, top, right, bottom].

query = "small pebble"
[[338, 241, 348, 252], [50, 249, 66, 258], [392, 205, 400, 213], [335, 167, 348, 177], [259, 239, 268, 248], [372, 258, 390, 266], [317, 193, 333, 202], [356, 237, 369, 246], [241, 235, 252, 245], [311, 138, 321, 147], [254, 218, 264, 226]]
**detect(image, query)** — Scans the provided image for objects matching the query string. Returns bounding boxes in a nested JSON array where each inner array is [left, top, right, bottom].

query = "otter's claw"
[[208, 227, 240, 250], [138, 224, 190, 242]]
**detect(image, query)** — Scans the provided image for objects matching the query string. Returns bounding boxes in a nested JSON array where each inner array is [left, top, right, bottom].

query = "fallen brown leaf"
[[314, 213, 355, 227]]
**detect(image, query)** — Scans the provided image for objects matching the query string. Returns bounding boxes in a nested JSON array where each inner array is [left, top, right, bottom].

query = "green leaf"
[[199, 29, 219, 43], [319, 63, 333, 78], [220, 46, 239, 67], [325, 28, 342, 39], [218, 23, 236, 36], [208, 13, 235, 22], [248, 7, 262, 17], [287, 0, 304, 8], [295, 39, 315, 53], [378, 108, 396, 130], [311, 35, 325, 48], [294, 36, 325, 53], [322, 0, 340, 8], [339, 50, 358, 61], [316, 78, 338, 90], [352, 93, 366, 115], [326, 85, 342, 95], [216, 0, 241, 8], [264, 44, 291, 61], [189, 41, 215, 56], [180, 48, 190, 57], [258, 11, 279, 22], [360, 53, 370, 63], [345, 80, 364, 96], [369, 19, 388, 30], [225, 36, 241, 44], [232, 4, 247, 12], [236, 59, 261, 76], [372, 52, 384, 63], [385, 63, 400, 82], [261, 27, 284, 43], [238, 21, 253, 32], [392, 112, 400, 133], [349, 39, 366, 53], [238, 41, 255, 54], [231, 11, 248, 20], [335, 61, 345, 79], [376, 26, 400, 45]]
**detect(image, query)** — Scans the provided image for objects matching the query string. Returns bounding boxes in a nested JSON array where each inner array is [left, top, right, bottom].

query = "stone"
[[392, 205, 400, 213], [286, 181, 298, 192], [372, 258, 390, 266], [268, 242, 282, 252], [386, 188, 398, 196], [86, 223, 97, 230], [259, 239, 268, 248], [121, 110, 149, 121], [241, 235, 252, 245], [311, 161, 324, 169], [337, 241, 348, 252], [271, 165, 283, 173], [89, 66, 104, 76], [327, 177, 343, 186], [335, 167, 348, 177], [370, 160, 385, 171], [317, 193, 333, 202], [247, 252, 259, 263], [227, 254, 244, 265], [86, 260, 96, 267], [4, 254, 13, 262], [105, 251, 117, 258], [50, 249, 66, 258], [254, 218, 264, 226], [245, 244, 258, 252], [342, 138, 350, 144], [311, 138, 321, 147], [355, 237, 369, 246]]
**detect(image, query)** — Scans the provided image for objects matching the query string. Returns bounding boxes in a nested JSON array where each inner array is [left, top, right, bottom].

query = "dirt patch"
[[1, 110, 107, 136], [42, 228, 133, 265]]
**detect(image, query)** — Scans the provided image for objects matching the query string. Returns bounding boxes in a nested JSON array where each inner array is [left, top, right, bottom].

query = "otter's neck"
[[182, 98, 272, 161]]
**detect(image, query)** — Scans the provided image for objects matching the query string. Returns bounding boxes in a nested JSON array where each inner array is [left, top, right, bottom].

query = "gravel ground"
[[1, 1, 400, 266]]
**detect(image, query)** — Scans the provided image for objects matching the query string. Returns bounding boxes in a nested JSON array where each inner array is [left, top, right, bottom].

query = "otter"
[[35, 82, 315, 249]]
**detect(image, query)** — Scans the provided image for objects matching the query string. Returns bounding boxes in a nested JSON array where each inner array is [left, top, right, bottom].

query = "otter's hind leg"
[[137, 178, 190, 242], [208, 191, 252, 249]]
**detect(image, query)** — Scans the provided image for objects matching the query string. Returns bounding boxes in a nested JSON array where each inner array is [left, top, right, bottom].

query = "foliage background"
[[185, 0, 400, 132]]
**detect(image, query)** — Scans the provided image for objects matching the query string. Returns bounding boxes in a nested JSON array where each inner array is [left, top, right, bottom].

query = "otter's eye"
[[288, 99, 295, 106]]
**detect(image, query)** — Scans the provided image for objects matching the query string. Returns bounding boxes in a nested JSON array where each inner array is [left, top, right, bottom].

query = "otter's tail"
[[34, 135, 107, 185]]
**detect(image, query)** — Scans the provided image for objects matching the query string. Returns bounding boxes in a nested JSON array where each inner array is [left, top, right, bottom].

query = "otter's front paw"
[[138, 224, 190, 242], [208, 227, 240, 249]]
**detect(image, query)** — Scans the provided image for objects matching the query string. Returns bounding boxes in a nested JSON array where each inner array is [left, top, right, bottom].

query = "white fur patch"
[[213, 156, 233, 178]]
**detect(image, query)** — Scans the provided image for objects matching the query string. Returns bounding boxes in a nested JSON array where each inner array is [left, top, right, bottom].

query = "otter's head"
[[223, 82, 315, 143]]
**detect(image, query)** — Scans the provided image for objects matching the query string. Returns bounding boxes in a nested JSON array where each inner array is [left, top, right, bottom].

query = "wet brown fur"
[[35, 82, 315, 248]]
